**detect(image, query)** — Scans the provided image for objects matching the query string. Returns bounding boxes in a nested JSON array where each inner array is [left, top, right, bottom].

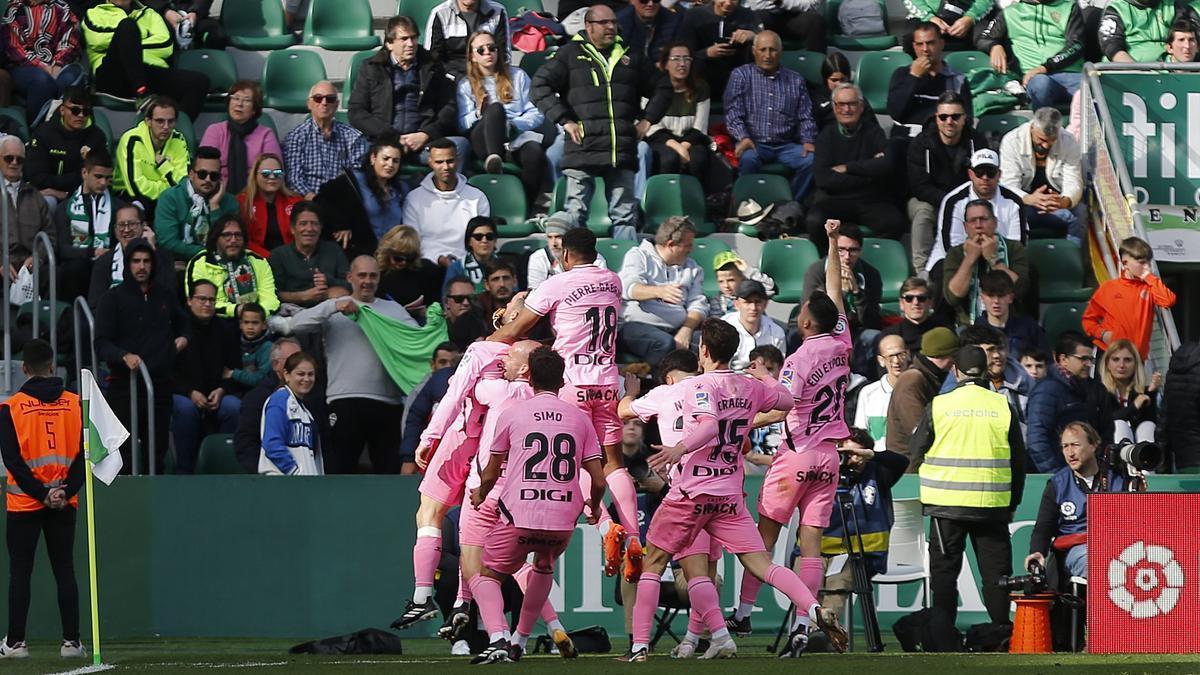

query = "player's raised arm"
[[747, 358, 794, 413], [824, 219, 847, 316]]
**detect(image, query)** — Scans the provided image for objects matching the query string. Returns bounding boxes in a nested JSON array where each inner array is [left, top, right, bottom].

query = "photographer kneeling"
[[1026, 422, 1141, 581]]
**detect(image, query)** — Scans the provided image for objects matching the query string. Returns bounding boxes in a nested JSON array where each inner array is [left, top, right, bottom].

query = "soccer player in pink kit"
[[626, 320, 848, 662], [490, 228, 645, 581], [728, 220, 852, 655], [392, 327, 513, 630], [468, 347, 608, 664], [617, 349, 728, 659]]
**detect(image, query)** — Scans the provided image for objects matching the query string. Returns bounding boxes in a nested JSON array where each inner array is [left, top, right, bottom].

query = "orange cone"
[[1009, 594, 1055, 654]]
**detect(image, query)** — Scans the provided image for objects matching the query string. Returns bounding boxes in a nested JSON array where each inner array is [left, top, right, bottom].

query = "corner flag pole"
[[82, 398, 102, 666]]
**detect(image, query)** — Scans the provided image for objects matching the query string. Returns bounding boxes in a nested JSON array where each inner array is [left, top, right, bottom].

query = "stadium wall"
[[3, 475, 1197, 641]]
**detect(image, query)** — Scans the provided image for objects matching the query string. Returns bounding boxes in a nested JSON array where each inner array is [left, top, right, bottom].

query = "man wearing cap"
[[927, 148, 1027, 276], [885, 326, 958, 467], [709, 249, 776, 317], [910, 344, 1026, 629], [722, 279, 787, 371], [943, 199, 1030, 328], [526, 212, 608, 290]]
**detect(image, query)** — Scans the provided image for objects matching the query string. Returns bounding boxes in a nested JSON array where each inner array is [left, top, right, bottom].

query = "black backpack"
[[893, 608, 962, 652], [289, 628, 404, 655], [964, 622, 1013, 652]]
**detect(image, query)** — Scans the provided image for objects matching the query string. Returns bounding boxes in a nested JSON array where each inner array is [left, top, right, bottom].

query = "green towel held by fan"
[[350, 302, 449, 393], [966, 67, 1022, 117]]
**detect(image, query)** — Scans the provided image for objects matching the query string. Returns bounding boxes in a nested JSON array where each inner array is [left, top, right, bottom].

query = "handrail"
[[31, 230, 58, 360], [129, 359, 157, 476], [72, 297, 97, 383]]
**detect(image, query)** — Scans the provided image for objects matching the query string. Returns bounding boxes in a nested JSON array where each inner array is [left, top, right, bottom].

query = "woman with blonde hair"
[[376, 224, 443, 315], [456, 30, 546, 207], [237, 153, 302, 257], [1100, 339, 1161, 444]]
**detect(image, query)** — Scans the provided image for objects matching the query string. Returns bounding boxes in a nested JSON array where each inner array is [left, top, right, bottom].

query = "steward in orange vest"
[[0, 339, 85, 659]]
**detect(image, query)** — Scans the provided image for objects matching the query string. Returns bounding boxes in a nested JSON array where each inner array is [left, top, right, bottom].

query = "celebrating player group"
[[391, 221, 855, 663]]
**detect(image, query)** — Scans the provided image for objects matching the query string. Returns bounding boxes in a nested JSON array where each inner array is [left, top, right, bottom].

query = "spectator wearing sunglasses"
[[926, 149, 1027, 279], [284, 80, 369, 200], [440, 276, 478, 351], [376, 224, 445, 317], [269, 201, 350, 310], [0, 134, 55, 280], [153, 145, 239, 262], [199, 81, 284, 195], [880, 277, 954, 354], [442, 216, 499, 293], [239, 154, 301, 258], [26, 86, 106, 213], [616, 0, 683, 62]]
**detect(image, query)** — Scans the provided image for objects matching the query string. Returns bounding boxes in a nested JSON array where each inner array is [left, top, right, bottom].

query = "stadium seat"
[[176, 49, 239, 113], [1027, 239, 1093, 302], [262, 50, 329, 113], [689, 238, 731, 296], [597, 238, 635, 273], [175, 112, 197, 157], [342, 49, 378, 105], [195, 434, 243, 474], [1041, 301, 1087, 345], [780, 50, 825, 85], [945, 50, 991, 74], [0, 106, 28, 143], [855, 51, 912, 112], [303, 0, 381, 50], [826, 0, 896, 50], [92, 108, 114, 152], [760, 238, 820, 303], [222, 0, 296, 50], [976, 113, 1028, 147], [642, 174, 711, 235], [551, 175, 612, 237], [862, 238, 910, 302], [468, 174, 532, 237], [495, 0, 544, 16], [518, 48, 556, 77], [499, 238, 546, 256], [731, 174, 792, 237], [397, 0, 444, 36]]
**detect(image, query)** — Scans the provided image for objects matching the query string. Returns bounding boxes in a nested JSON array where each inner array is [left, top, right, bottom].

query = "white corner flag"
[[81, 369, 128, 485]]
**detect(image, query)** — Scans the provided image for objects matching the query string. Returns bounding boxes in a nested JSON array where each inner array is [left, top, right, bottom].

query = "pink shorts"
[[677, 529, 723, 562], [459, 498, 500, 548], [757, 443, 839, 527], [483, 523, 573, 575], [418, 429, 480, 507], [646, 493, 766, 556], [559, 383, 621, 447]]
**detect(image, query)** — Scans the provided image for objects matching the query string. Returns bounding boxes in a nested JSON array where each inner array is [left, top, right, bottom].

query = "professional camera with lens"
[[997, 560, 1049, 596], [1107, 440, 1163, 473]]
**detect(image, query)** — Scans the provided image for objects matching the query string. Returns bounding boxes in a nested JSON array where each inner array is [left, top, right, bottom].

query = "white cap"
[[970, 148, 1000, 169]]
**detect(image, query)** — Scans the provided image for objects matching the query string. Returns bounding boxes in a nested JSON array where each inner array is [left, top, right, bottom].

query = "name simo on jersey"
[[805, 353, 848, 387]]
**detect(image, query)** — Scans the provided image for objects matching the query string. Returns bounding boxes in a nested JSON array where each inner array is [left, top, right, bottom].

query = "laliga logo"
[[1107, 541, 1185, 619]]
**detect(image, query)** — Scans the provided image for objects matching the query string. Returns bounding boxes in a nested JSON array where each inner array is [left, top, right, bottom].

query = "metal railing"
[[2, 186, 10, 393], [30, 230, 58, 359], [129, 360, 157, 476], [73, 297, 97, 382]]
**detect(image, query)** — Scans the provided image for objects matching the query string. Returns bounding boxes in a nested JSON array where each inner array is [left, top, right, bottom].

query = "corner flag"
[[81, 369, 128, 484]]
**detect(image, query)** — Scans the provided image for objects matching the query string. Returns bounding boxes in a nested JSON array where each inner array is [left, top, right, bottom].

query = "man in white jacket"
[[998, 107, 1085, 244], [402, 138, 490, 265]]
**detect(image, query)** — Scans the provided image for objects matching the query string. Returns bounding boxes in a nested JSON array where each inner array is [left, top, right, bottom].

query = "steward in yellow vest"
[[910, 345, 1025, 627]]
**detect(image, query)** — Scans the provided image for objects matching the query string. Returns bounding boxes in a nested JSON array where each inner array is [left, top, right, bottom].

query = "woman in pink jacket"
[[199, 80, 283, 194]]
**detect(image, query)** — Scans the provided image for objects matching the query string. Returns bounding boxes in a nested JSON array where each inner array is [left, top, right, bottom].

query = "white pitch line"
[[49, 665, 115, 675]]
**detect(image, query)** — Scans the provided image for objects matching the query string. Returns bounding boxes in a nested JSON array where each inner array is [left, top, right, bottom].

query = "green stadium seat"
[[731, 174, 792, 237], [468, 174, 532, 237], [195, 434, 243, 474], [176, 49, 239, 113], [499, 238, 546, 256], [1041, 301, 1087, 346], [342, 49, 378, 104], [92, 108, 114, 152], [397, 0, 444, 35], [518, 48, 555, 77], [781, 50, 825, 85], [1027, 239, 1093, 302], [976, 113, 1028, 146], [175, 112, 197, 157], [222, 0, 296, 50], [862, 238, 910, 302], [303, 0, 381, 50], [945, 50, 991, 74], [0, 106, 28, 143], [688, 238, 732, 296], [760, 238, 820, 303], [642, 174, 711, 235], [855, 52, 912, 112], [597, 238, 635, 273], [552, 175, 612, 237], [93, 92, 135, 112], [826, 0, 896, 50], [262, 50, 329, 113], [495, 0, 544, 16], [258, 112, 279, 138]]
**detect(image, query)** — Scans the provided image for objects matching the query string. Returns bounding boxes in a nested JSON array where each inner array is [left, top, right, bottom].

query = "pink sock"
[[467, 575, 508, 638], [632, 572, 661, 647], [607, 468, 640, 537], [687, 576, 724, 635], [412, 533, 441, 591], [514, 563, 561, 623], [516, 569, 554, 636], [799, 557, 823, 600], [740, 569, 764, 607], [457, 565, 472, 604], [766, 563, 816, 611], [687, 607, 703, 636]]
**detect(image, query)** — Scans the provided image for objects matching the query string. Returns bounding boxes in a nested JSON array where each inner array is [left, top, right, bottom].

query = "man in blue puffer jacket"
[[1024, 331, 1114, 472]]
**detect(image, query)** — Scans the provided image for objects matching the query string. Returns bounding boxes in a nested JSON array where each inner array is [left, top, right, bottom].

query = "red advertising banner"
[[1088, 493, 1200, 653]]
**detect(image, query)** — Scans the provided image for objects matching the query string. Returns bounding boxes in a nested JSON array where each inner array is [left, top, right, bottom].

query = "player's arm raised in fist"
[[824, 220, 847, 316]]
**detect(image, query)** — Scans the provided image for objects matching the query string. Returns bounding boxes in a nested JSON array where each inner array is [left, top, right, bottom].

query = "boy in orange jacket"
[[1082, 237, 1176, 359]]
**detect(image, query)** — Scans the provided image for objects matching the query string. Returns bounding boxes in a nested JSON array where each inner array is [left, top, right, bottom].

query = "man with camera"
[[1026, 422, 1142, 580], [911, 345, 1026, 627]]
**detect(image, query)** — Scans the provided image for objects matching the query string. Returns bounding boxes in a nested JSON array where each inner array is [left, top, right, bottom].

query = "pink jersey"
[[669, 370, 787, 500], [630, 380, 690, 484], [420, 341, 508, 445], [491, 391, 603, 531], [523, 263, 622, 386], [779, 314, 852, 453], [469, 377, 535, 491]]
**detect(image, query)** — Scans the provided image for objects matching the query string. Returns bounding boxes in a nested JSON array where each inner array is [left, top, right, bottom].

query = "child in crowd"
[[1082, 237, 1177, 359], [1019, 347, 1048, 382], [708, 251, 776, 317], [225, 303, 272, 388], [975, 270, 1044, 356]]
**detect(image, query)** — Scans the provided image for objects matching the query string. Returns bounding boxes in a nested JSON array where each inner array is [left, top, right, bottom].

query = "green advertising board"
[[1099, 71, 1200, 262]]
